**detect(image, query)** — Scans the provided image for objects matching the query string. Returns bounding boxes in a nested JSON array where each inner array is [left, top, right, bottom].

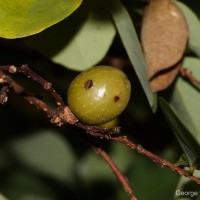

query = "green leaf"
[[28, 0, 116, 71], [0, 172, 56, 199], [18, 195, 54, 200], [107, 0, 155, 109], [170, 57, 200, 141], [159, 98, 200, 168], [0, 194, 9, 200], [123, 147, 179, 200], [165, 56, 200, 199], [0, 0, 83, 38], [174, 170, 200, 200], [8, 129, 77, 184], [168, 88, 197, 139], [77, 142, 134, 184], [176, 1, 200, 56]]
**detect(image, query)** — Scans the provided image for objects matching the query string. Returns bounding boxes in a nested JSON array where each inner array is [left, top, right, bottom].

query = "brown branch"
[[0, 65, 120, 132], [112, 136, 200, 184], [85, 128, 200, 184], [75, 122, 121, 136], [93, 146, 137, 200], [79, 125, 200, 184], [0, 70, 13, 104], [0, 65, 79, 126], [0, 85, 9, 104], [0, 71, 56, 119], [24, 95, 55, 117], [1, 64, 200, 198], [0, 64, 136, 199], [0, 65, 65, 110], [179, 67, 200, 88]]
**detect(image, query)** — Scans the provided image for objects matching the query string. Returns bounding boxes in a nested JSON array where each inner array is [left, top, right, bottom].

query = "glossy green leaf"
[[107, 0, 155, 109], [28, 0, 116, 71], [0, 0, 83, 38], [159, 98, 200, 168], [170, 57, 200, 141], [177, 1, 200, 56], [8, 130, 77, 184]]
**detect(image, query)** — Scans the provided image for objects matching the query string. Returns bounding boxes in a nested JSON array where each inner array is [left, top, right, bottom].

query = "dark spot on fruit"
[[114, 96, 120, 102], [84, 80, 93, 89]]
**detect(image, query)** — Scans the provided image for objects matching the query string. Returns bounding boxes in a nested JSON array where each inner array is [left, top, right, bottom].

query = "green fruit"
[[99, 118, 119, 129], [67, 65, 131, 125]]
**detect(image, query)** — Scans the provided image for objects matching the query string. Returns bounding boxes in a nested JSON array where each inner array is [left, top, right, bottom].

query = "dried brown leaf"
[[141, 0, 188, 79], [150, 63, 181, 92]]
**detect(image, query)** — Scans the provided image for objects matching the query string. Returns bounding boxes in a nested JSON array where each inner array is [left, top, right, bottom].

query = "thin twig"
[[0, 64, 136, 199], [0, 85, 9, 104], [179, 67, 200, 88], [93, 146, 137, 200], [0, 64, 65, 110], [0, 70, 13, 104], [1, 64, 200, 195], [0, 65, 120, 132], [75, 122, 121, 136], [86, 130, 200, 184], [80, 127, 200, 184], [111, 136, 200, 184], [24, 95, 55, 117], [0, 71, 56, 118]]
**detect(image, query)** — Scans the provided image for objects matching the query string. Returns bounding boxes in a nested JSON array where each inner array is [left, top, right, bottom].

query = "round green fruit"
[[67, 66, 131, 125], [99, 118, 119, 129]]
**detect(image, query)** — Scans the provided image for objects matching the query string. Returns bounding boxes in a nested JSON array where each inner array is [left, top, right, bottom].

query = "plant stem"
[[1, 64, 200, 198], [93, 145, 137, 200]]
